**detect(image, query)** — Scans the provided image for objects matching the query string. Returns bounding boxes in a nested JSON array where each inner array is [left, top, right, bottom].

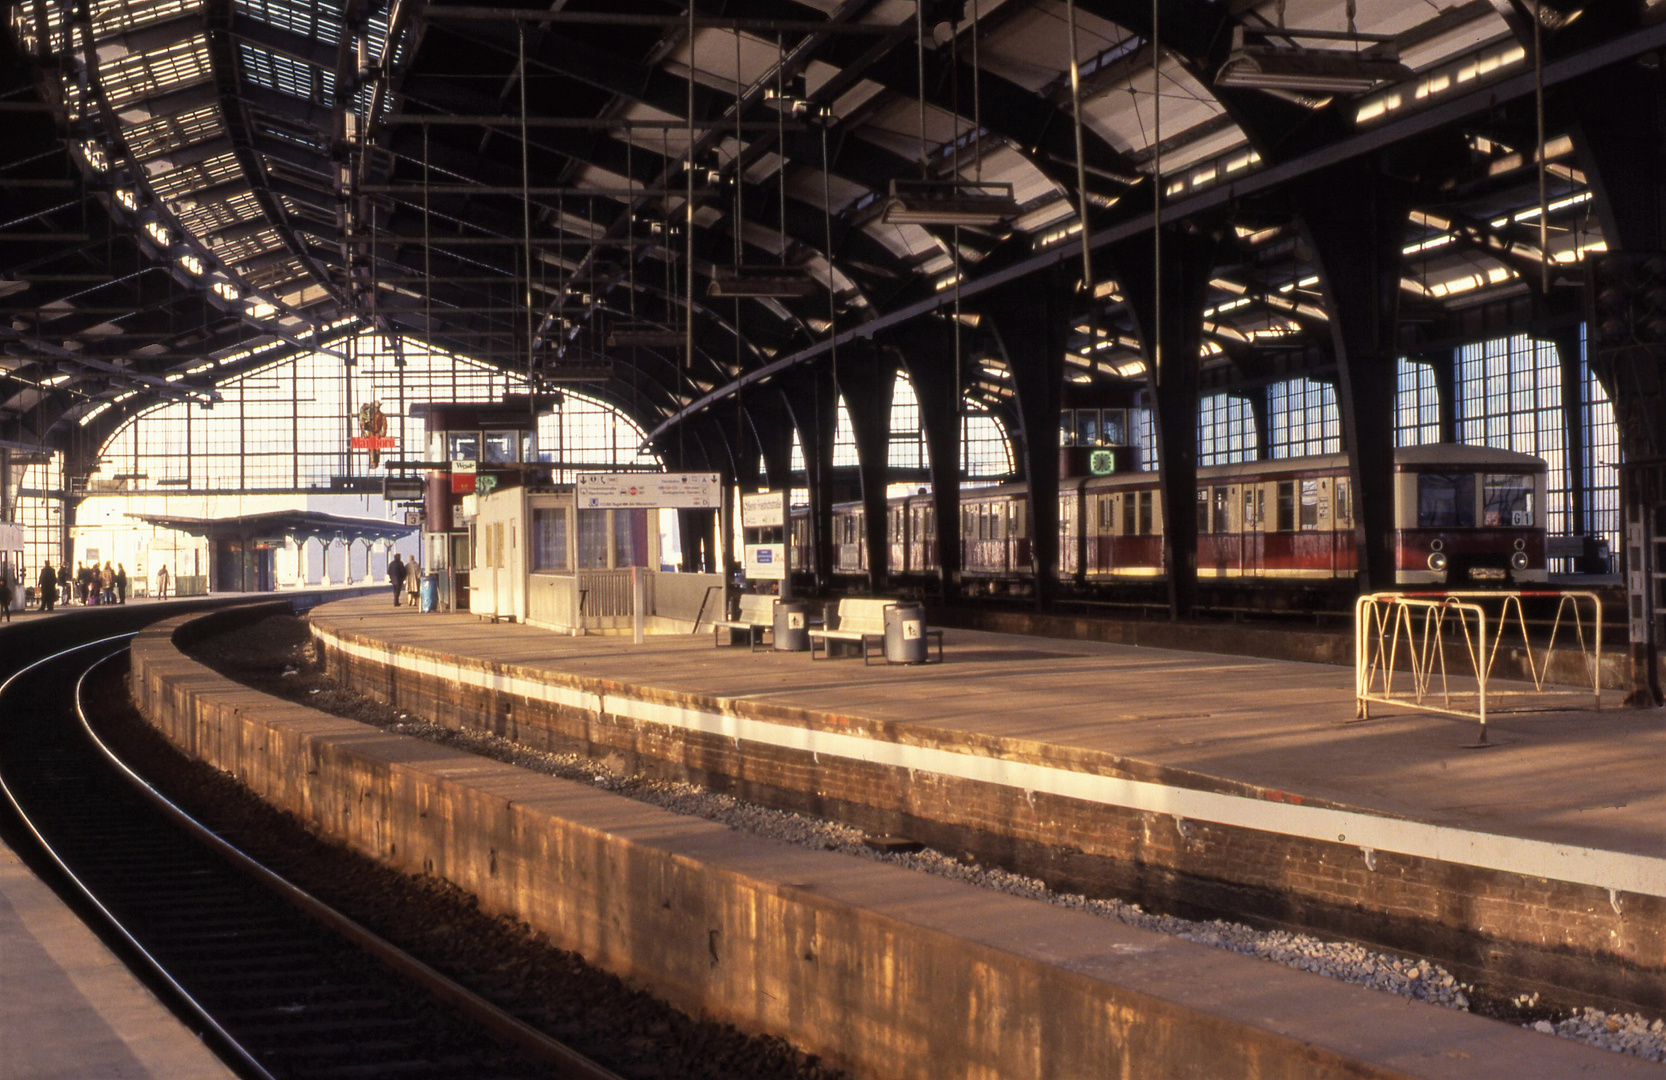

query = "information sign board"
[[576, 471, 720, 509], [740, 490, 788, 528], [744, 543, 786, 581], [450, 460, 476, 494]]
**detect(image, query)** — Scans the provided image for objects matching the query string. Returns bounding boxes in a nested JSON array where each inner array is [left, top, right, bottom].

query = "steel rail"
[[72, 647, 627, 1080], [0, 635, 277, 1080]]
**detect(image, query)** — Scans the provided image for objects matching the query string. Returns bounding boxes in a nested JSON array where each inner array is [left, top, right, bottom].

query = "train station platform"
[[306, 596, 1666, 1015], [0, 838, 236, 1079]]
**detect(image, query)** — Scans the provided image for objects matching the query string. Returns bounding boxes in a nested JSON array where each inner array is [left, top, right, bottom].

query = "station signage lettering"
[[741, 490, 788, 528], [576, 471, 720, 509]]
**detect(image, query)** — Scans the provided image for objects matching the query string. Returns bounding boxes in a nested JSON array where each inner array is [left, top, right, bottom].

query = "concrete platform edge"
[[128, 610, 1661, 1080]]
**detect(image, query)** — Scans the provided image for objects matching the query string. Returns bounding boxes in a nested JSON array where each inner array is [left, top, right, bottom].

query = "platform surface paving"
[[317, 596, 1665, 862], [0, 837, 235, 1080]]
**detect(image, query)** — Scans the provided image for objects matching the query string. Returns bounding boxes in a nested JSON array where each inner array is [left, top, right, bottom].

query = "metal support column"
[[983, 269, 1071, 609]]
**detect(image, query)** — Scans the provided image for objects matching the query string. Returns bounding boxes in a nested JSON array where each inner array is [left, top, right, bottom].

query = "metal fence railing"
[[1354, 590, 1603, 745]]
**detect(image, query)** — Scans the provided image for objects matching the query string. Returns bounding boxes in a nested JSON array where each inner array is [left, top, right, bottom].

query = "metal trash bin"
[[884, 602, 929, 664], [419, 573, 438, 613], [774, 599, 810, 652]]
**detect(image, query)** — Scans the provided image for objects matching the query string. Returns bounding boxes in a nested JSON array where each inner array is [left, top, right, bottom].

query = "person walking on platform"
[[116, 563, 128, 604], [388, 553, 408, 606], [156, 564, 170, 599], [37, 563, 56, 612], [57, 563, 70, 605]]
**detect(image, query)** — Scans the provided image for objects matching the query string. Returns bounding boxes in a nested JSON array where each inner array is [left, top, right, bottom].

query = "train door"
[[1334, 477, 1356, 574], [1316, 476, 1335, 576], [1209, 485, 1236, 577], [1058, 491, 1077, 579], [889, 505, 906, 575], [1012, 497, 1029, 577], [992, 497, 1010, 574]]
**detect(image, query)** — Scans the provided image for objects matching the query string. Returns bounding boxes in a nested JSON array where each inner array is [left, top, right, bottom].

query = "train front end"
[[1393, 445, 1548, 587]]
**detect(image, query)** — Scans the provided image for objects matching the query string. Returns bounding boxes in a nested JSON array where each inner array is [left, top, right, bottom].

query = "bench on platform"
[[714, 593, 776, 651], [808, 598, 943, 663]]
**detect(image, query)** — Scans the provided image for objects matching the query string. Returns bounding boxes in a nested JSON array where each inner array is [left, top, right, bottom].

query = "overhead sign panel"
[[576, 472, 720, 509]]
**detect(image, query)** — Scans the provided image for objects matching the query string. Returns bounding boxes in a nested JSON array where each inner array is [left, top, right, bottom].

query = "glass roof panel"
[[99, 35, 213, 109], [124, 105, 225, 158], [239, 42, 333, 101], [234, 0, 342, 47], [90, 0, 200, 37]]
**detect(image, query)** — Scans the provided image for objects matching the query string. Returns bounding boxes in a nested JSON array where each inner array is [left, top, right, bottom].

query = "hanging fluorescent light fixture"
[[1215, 26, 1411, 95], [709, 266, 821, 299], [881, 179, 1020, 227], [606, 324, 687, 348]]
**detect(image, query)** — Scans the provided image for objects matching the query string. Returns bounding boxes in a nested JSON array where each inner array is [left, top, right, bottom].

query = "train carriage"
[[787, 443, 1546, 592]]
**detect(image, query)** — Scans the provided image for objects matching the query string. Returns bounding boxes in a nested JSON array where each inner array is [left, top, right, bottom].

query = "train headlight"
[[1428, 551, 1448, 573], [1430, 538, 1445, 552], [1511, 550, 1530, 571]]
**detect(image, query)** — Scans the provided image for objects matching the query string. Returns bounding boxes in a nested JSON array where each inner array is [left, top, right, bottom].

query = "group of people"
[[27, 560, 152, 614], [388, 553, 419, 607]]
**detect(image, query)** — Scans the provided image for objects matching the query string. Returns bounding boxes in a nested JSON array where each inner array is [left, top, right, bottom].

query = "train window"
[[1013, 499, 1027, 538], [993, 503, 1007, 540], [1060, 411, 1075, 448], [1197, 489, 1209, 532], [1276, 482, 1296, 532], [1138, 491, 1153, 535], [1482, 474, 1535, 527], [1243, 488, 1256, 531], [1300, 480, 1320, 530], [1214, 487, 1230, 534], [1123, 493, 1136, 536], [1418, 473, 1476, 527], [1099, 495, 1113, 532], [1335, 479, 1351, 527]]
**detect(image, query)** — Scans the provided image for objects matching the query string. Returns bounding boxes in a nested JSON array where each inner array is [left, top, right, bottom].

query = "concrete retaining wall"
[[311, 610, 1664, 1016], [125, 611, 1654, 1080]]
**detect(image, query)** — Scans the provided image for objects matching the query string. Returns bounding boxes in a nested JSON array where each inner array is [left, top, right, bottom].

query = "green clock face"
[[1089, 449, 1116, 475]]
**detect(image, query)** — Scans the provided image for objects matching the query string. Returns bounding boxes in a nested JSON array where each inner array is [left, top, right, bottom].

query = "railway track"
[[0, 611, 623, 1080]]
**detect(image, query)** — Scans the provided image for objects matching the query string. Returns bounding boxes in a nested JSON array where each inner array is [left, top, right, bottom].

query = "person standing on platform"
[[38, 563, 56, 612], [116, 564, 128, 604], [102, 562, 115, 605], [58, 562, 70, 605], [407, 558, 421, 608], [156, 564, 170, 599], [388, 553, 408, 606], [0, 560, 13, 622]]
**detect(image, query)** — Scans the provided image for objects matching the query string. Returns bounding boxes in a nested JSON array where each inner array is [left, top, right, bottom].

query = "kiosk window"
[[532, 508, 567, 570]]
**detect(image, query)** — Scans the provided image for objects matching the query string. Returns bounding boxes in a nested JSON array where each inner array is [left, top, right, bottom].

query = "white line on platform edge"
[[318, 627, 1666, 900]]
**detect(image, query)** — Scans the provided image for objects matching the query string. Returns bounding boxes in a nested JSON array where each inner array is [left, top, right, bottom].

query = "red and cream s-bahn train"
[[789, 444, 1548, 590]]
